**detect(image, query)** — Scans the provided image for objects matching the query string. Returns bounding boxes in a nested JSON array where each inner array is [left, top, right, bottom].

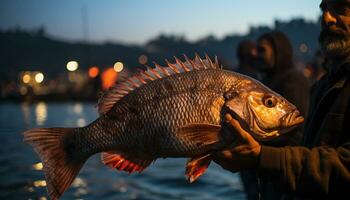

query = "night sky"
[[0, 0, 321, 44]]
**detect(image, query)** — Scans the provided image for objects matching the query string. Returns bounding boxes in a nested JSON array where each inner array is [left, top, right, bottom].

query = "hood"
[[258, 31, 294, 74]]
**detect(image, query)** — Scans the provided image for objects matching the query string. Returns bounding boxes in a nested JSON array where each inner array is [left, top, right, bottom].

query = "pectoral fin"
[[177, 124, 221, 182], [176, 123, 222, 146], [186, 154, 212, 183]]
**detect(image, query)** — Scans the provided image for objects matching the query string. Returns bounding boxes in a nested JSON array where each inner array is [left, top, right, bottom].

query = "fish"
[[23, 54, 304, 199]]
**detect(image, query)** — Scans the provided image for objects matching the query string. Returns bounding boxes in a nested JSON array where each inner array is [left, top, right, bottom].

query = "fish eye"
[[263, 95, 277, 108]]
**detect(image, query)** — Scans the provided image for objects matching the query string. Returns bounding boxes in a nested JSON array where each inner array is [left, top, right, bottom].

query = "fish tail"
[[23, 127, 86, 200]]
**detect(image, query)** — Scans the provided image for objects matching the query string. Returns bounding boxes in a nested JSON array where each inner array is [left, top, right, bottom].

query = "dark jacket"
[[259, 60, 350, 199]]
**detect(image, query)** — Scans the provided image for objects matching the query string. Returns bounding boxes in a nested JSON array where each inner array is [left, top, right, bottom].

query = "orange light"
[[22, 74, 31, 83], [88, 66, 99, 78], [101, 68, 118, 90], [138, 55, 148, 65]]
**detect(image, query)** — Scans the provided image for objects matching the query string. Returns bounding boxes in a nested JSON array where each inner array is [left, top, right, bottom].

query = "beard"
[[319, 28, 350, 58]]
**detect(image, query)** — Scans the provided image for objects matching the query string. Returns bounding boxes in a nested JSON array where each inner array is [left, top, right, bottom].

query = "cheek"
[[266, 50, 275, 67], [255, 106, 280, 127], [340, 16, 350, 31], [264, 110, 280, 127]]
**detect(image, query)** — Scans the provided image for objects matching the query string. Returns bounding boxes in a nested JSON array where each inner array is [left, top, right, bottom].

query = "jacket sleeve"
[[258, 143, 350, 197]]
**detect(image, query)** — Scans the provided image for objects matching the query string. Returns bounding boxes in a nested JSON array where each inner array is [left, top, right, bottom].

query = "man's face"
[[256, 39, 275, 71], [319, 0, 350, 58]]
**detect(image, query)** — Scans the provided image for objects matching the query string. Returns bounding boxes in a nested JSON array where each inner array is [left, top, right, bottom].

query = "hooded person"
[[236, 40, 259, 79]]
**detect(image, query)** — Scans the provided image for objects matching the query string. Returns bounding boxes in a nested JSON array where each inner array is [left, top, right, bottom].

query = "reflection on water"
[[33, 180, 47, 187], [72, 178, 89, 197], [75, 103, 87, 127], [36, 102, 47, 126], [21, 102, 31, 126], [77, 118, 86, 127], [20, 101, 48, 126], [26, 186, 35, 192], [0, 102, 244, 200], [32, 162, 43, 170], [74, 103, 83, 114]]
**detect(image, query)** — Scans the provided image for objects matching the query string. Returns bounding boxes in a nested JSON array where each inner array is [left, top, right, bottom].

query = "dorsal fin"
[[174, 56, 190, 72], [165, 59, 181, 73], [97, 54, 220, 115]]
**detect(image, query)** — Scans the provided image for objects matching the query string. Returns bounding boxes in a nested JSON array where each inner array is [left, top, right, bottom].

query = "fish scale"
[[107, 70, 228, 155], [87, 70, 223, 156]]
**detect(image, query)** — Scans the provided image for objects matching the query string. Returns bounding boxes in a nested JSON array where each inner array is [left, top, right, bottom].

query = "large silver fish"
[[23, 54, 304, 199]]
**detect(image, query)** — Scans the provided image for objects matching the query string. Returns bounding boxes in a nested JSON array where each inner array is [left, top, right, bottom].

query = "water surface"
[[0, 102, 245, 200]]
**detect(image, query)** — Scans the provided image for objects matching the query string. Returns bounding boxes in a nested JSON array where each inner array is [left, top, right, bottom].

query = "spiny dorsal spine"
[[97, 54, 220, 115]]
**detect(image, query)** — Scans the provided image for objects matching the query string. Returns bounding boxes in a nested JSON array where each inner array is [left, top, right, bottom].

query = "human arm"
[[258, 142, 350, 197], [213, 114, 350, 197]]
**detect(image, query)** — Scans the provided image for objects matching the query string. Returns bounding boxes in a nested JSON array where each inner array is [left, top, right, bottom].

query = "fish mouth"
[[251, 110, 304, 140], [281, 110, 304, 128]]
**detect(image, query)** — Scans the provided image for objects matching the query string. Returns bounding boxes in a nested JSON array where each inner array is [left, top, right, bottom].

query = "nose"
[[322, 10, 337, 26]]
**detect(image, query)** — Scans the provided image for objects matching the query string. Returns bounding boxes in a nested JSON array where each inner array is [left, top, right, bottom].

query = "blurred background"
[[0, 0, 322, 199]]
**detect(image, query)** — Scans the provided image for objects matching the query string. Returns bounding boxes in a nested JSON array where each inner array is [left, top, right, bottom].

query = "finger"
[[213, 150, 233, 159], [224, 113, 234, 122], [224, 113, 249, 140]]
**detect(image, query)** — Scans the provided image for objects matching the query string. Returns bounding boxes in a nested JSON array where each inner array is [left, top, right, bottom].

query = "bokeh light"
[[101, 67, 118, 90], [19, 87, 28, 95], [114, 62, 124, 72], [88, 66, 99, 78], [22, 74, 31, 84], [35, 73, 44, 83], [66, 61, 79, 71], [299, 43, 308, 53], [138, 55, 148, 65]]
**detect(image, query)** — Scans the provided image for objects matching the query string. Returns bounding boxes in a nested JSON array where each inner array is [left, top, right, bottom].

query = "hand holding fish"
[[213, 114, 261, 172]]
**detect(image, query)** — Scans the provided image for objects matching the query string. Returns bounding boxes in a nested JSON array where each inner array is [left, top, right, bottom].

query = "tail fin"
[[23, 128, 85, 200]]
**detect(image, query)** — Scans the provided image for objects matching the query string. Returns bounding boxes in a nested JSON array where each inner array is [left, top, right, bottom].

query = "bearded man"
[[213, 0, 350, 199]]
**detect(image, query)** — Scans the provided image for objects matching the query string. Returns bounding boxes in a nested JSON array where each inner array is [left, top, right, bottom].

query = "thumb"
[[224, 114, 251, 141]]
